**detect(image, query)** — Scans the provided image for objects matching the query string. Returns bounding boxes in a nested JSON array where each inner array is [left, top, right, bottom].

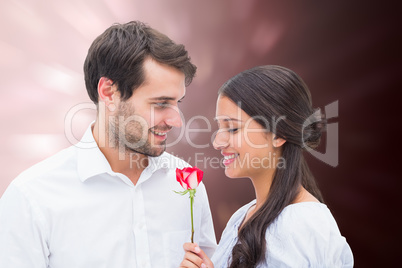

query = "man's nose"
[[164, 106, 183, 128]]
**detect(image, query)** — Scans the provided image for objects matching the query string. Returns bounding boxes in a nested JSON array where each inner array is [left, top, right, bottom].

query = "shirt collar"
[[146, 153, 174, 173], [76, 124, 113, 182], [76, 123, 175, 182]]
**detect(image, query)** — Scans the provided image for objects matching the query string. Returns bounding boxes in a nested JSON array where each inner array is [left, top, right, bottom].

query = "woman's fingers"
[[179, 251, 204, 267], [182, 243, 213, 268], [183, 242, 200, 253], [180, 243, 204, 267]]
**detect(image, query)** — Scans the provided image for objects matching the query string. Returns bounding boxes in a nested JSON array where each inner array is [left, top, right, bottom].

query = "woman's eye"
[[228, 128, 239, 133]]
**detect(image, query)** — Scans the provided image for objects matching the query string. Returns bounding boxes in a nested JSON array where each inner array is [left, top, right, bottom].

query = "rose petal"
[[196, 169, 204, 184], [187, 171, 199, 189], [176, 167, 204, 190], [176, 168, 183, 179], [183, 171, 191, 179], [176, 168, 186, 189]]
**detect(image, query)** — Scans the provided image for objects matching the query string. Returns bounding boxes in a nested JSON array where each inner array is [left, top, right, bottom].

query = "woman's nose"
[[213, 130, 229, 150]]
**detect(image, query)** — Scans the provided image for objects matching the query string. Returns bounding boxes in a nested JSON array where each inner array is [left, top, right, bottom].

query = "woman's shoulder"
[[264, 202, 354, 267], [270, 202, 342, 241], [278, 202, 332, 226]]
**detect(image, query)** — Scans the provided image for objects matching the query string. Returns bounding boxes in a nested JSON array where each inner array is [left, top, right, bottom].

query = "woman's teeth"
[[224, 154, 238, 160]]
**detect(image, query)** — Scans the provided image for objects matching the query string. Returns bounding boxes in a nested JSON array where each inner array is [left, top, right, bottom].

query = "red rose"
[[175, 166, 204, 243], [176, 167, 203, 190]]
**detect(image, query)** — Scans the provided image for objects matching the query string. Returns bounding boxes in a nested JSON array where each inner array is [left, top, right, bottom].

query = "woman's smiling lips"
[[222, 152, 239, 166]]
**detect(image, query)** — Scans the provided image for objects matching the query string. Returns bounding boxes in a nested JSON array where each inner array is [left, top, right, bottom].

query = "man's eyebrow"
[[149, 95, 185, 101]]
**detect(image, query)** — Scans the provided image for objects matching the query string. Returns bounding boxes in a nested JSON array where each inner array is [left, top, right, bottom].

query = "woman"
[[180, 65, 353, 267]]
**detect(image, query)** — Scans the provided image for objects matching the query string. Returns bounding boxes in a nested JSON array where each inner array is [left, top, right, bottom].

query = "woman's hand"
[[179, 243, 214, 268]]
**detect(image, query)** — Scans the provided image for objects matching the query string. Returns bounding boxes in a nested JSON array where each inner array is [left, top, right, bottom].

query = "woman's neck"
[[249, 169, 275, 210]]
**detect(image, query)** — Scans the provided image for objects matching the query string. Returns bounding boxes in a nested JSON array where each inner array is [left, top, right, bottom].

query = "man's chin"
[[153, 145, 166, 157], [148, 147, 165, 157], [126, 145, 166, 157]]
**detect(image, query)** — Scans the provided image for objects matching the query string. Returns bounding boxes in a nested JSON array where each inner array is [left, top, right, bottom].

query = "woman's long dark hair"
[[218, 65, 326, 267]]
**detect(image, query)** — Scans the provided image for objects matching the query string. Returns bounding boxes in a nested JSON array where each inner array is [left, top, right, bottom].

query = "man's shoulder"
[[13, 145, 77, 187]]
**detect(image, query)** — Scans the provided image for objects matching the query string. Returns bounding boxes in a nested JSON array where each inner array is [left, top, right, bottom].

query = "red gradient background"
[[0, 1, 400, 267]]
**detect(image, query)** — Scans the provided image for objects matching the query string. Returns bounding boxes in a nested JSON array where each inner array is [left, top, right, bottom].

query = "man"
[[0, 21, 216, 268]]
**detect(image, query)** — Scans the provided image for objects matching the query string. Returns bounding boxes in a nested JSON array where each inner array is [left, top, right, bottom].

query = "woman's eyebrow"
[[213, 117, 242, 122]]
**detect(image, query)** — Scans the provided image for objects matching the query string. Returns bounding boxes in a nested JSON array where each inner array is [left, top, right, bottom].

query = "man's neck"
[[92, 120, 148, 185]]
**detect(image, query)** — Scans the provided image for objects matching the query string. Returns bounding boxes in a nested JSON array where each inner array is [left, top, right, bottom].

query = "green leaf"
[[173, 190, 189, 196]]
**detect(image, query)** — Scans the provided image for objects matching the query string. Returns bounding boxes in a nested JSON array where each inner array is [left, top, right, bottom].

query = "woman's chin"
[[224, 168, 241, 179]]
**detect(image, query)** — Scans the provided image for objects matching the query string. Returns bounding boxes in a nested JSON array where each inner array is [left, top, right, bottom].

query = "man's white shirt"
[[0, 124, 216, 268]]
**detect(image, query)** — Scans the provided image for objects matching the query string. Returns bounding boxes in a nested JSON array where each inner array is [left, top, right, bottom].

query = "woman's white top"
[[211, 200, 353, 268]]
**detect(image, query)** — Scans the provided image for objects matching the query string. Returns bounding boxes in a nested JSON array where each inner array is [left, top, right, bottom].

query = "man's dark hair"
[[84, 21, 197, 104]]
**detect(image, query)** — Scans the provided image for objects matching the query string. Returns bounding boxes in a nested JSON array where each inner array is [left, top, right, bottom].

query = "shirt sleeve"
[[0, 182, 49, 268], [196, 182, 217, 258], [264, 205, 354, 268]]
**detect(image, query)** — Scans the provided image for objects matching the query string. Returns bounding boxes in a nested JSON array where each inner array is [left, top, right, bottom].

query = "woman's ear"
[[273, 135, 286, 148], [98, 77, 116, 106]]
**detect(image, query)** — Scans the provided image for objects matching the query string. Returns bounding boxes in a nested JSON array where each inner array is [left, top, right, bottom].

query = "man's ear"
[[98, 77, 116, 106], [273, 135, 286, 148]]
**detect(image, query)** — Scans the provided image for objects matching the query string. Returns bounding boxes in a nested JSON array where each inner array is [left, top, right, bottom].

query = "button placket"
[[132, 173, 151, 268]]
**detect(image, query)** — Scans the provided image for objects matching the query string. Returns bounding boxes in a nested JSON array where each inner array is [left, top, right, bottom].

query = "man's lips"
[[151, 130, 168, 136], [150, 128, 170, 140]]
